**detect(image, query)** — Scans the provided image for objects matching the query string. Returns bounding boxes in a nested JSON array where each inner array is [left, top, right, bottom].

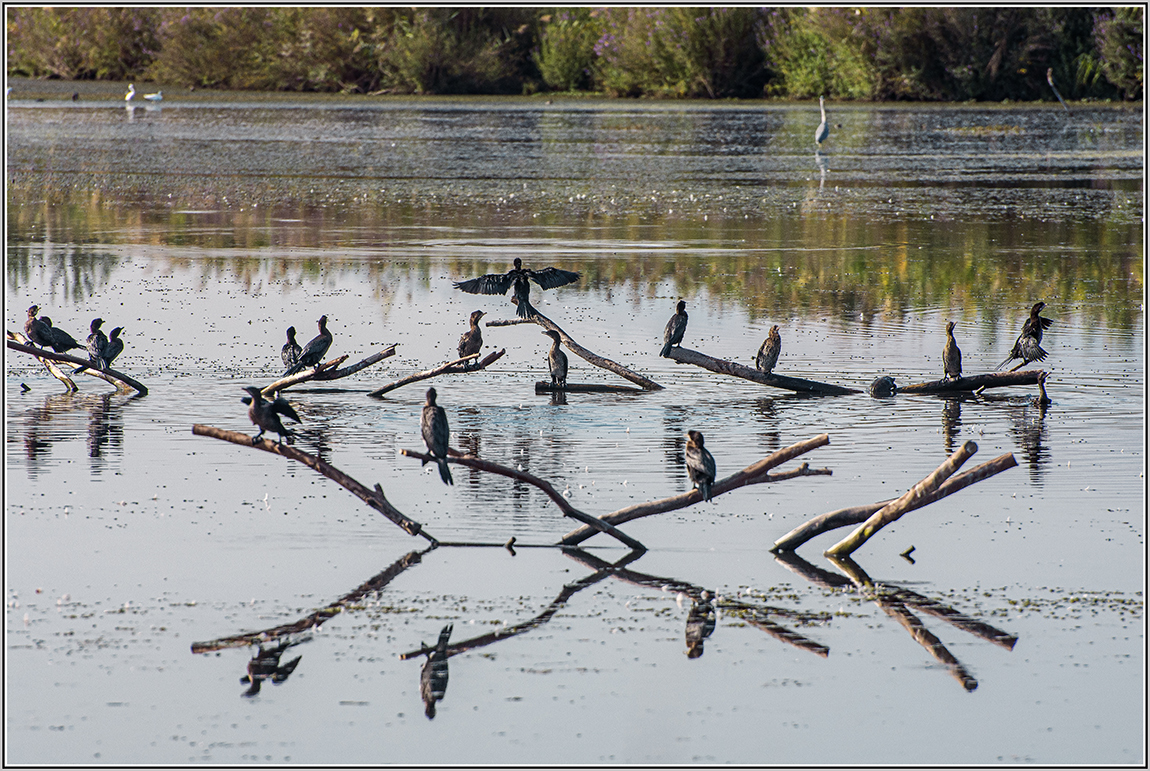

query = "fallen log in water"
[[7, 335, 148, 395], [368, 349, 506, 398], [192, 423, 434, 543], [898, 369, 1044, 395], [560, 434, 833, 546], [262, 346, 396, 395], [771, 452, 1018, 552], [665, 346, 860, 395], [488, 311, 662, 390]]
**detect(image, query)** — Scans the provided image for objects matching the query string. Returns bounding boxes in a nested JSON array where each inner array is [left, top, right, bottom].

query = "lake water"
[[5, 80, 1145, 764]]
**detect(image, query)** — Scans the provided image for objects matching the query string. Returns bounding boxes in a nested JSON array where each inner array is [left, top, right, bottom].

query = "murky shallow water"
[[5, 84, 1145, 764]]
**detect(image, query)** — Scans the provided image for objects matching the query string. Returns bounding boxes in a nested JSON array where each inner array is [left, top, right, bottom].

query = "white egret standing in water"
[[815, 95, 829, 146], [125, 83, 135, 101], [1046, 68, 1069, 111]]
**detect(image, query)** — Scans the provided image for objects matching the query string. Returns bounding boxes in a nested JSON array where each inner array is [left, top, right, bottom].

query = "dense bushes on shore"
[[6, 7, 1142, 101]]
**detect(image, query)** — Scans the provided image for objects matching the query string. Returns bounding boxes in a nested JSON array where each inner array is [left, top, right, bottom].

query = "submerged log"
[[192, 424, 434, 543], [369, 348, 506, 398], [665, 346, 859, 395], [899, 369, 1044, 395], [771, 452, 1018, 552], [488, 311, 662, 391], [263, 346, 396, 395], [7, 336, 147, 395], [534, 381, 645, 394]]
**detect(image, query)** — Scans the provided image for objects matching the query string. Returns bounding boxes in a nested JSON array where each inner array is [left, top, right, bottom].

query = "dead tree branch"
[[7, 335, 147, 395], [665, 346, 859, 395], [560, 433, 833, 546], [368, 349, 505, 398], [192, 424, 434, 543], [899, 369, 1045, 395], [262, 346, 396, 395], [488, 311, 662, 390]]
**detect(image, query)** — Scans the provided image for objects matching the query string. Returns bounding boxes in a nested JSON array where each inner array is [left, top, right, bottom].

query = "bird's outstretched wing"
[[270, 397, 301, 424], [529, 267, 581, 290], [1038, 316, 1053, 331], [454, 272, 515, 295]]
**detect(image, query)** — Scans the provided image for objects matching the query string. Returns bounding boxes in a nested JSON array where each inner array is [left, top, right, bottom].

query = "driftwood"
[[771, 452, 1019, 552], [192, 424, 434, 543], [400, 447, 647, 551], [190, 548, 431, 653], [534, 382, 645, 394], [7, 335, 148, 395], [368, 349, 505, 398], [665, 346, 859, 395], [262, 346, 396, 395], [488, 311, 662, 391], [824, 441, 980, 557], [899, 369, 1045, 395], [561, 434, 833, 546]]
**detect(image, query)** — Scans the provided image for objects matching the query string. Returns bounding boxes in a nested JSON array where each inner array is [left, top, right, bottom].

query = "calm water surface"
[[5, 82, 1145, 764]]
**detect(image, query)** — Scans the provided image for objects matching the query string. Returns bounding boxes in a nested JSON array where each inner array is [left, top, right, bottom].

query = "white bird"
[[125, 83, 135, 101], [815, 95, 829, 146], [144, 90, 162, 102]]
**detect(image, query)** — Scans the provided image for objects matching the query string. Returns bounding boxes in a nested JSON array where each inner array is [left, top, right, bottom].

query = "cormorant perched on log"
[[421, 387, 453, 485], [457, 310, 485, 367], [39, 317, 85, 354], [756, 325, 782, 375], [660, 300, 688, 357], [542, 329, 568, 388], [420, 623, 453, 719], [998, 302, 1052, 372], [943, 321, 962, 380], [104, 327, 125, 369], [243, 386, 301, 445], [685, 429, 716, 502], [281, 326, 301, 374], [453, 257, 580, 319], [24, 306, 54, 349], [283, 315, 332, 376], [72, 318, 108, 374]]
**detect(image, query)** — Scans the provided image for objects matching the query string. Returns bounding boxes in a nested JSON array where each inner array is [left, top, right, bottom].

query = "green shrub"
[[1094, 7, 1143, 100], [758, 8, 876, 99], [534, 9, 603, 91], [7, 7, 159, 80]]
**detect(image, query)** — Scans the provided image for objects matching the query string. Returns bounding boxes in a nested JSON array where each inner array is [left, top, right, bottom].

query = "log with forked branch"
[[261, 346, 396, 395], [665, 346, 859, 395], [368, 348, 506, 398], [7, 334, 148, 395], [898, 369, 1045, 395], [488, 310, 662, 390]]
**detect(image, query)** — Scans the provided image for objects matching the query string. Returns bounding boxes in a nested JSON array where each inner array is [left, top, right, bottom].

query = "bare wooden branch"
[[561, 434, 832, 546], [899, 369, 1044, 395], [488, 311, 662, 390], [400, 447, 646, 551], [7, 331, 78, 391], [665, 346, 860, 395], [192, 424, 434, 543], [368, 348, 505, 398], [824, 441, 978, 557], [7, 335, 147, 395], [534, 382, 645, 394], [772, 452, 1018, 552], [262, 347, 396, 394]]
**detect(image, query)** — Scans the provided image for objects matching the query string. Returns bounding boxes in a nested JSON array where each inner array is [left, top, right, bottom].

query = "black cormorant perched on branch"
[[660, 300, 688, 357], [421, 387, 453, 485], [685, 430, 716, 502], [283, 315, 332, 376], [453, 258, 580, 319], [943, 321, 962, 380], [457, 310, 485, 366], [39, 316, 85, 354], [543, 329, 568, 388], [72, 318, 108, 374], [281, 326, 302, 374], [756, 325, 781, 375], [24, 306, 54, 349], [243, 386, 301, 445]]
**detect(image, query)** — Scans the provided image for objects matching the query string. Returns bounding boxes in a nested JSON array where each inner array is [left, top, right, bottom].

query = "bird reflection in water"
[[86, 392, 125, 471], [420, 623, 453, 719], [940, 397, 964, 455], [1007, 397, 1050, 484], [16, 392, 131, 477], [685, 590, 717, 658], [240, 638, 303, 698]]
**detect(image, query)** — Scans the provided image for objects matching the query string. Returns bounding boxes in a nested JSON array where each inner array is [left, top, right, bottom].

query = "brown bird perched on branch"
[[39, 316, 85, 354], [998, 302, 1052, 372], [685, 429, 716, 502], [453, 257, 580, 319], [943, 321, 962, 380], [661, 300, 688, 357], [542, 329, 568, 388], [283, 315, 332, 376], [420, 623, 453, 719], [242, 386, 301, 445], [756, 325, 781, 375], [457, 310, 485, 367], [24, 305, 54, 349], [421, 387, 453, 485]]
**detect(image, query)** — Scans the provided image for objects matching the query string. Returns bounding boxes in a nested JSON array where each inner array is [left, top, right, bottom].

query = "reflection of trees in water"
[[7, 243, 121, 306], [751, 397, 782, 454]]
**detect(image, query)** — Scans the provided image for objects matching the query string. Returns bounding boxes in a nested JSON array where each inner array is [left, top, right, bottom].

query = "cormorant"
[[420, 623, 453, 719], [24, 306, 54, 349], [660, 300, 688, 357], [943, 321, 962, 380], [542, 329, 568, 388], [815, 95, 829, 146], [998, 302, 1052, 372], [756, 325, 782, 375], [457, 310, 485, 366], [72, 318, 108, 374], [243, 386, 301, 445], [685, 430, 716, 502], [281, 326, 302, 374], [103, 328, 125, 368], [283, 315, 332, 376], [453, 257, 580, 319], [421, 387, 453, 485], [38, 317, 85, 354]]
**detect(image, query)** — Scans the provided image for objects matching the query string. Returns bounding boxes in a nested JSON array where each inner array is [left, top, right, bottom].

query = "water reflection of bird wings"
[[420, 624, 453, 718], [241, 638, 304, 698]]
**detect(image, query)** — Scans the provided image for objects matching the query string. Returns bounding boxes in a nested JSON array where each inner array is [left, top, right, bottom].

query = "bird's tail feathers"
[[438, 458, 454, 486], [660, 342, 672, 358]]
